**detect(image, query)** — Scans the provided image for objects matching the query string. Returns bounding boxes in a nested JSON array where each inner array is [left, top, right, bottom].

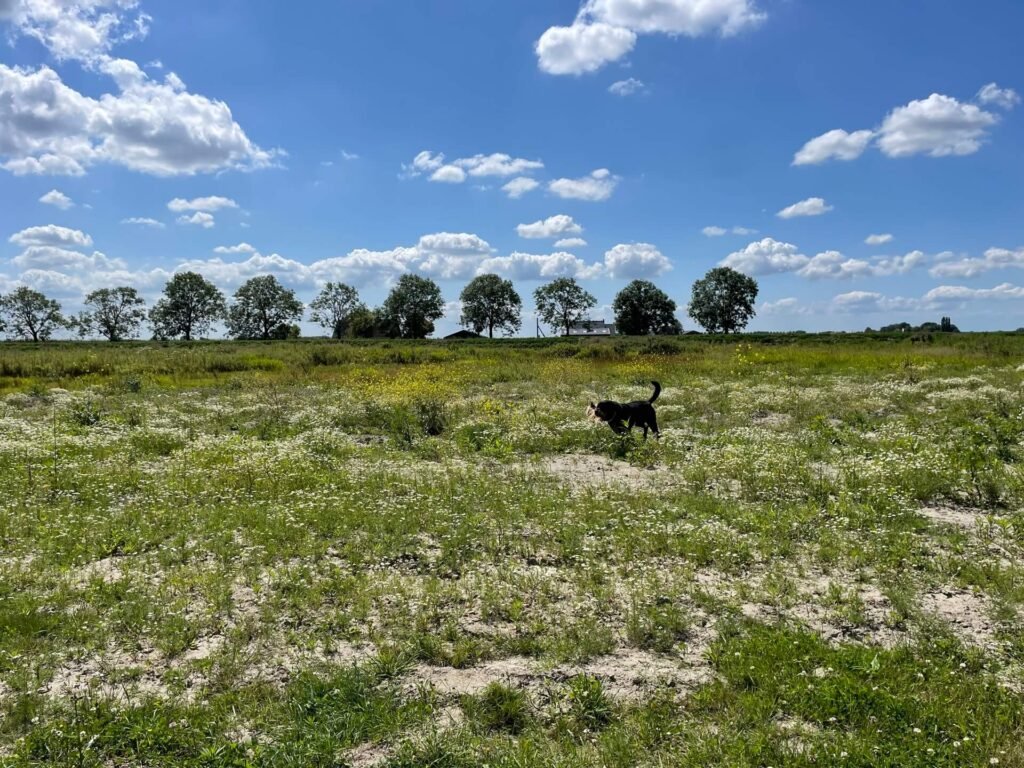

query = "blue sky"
[[1, 0, 1022, 336]]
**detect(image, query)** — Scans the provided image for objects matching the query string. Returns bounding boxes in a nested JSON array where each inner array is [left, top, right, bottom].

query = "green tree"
[[381, 274, 445, 339], [687, 267, 758, 334], [149, 272, 227, 341], [612, 280, 682, 336], [534, 277, 597, 336], [226, 275, 304, 340], [0, 287, 67, 341], [81, 286, 146, 341], [309, 282, 363, 339], [459, 274, 522, 338]]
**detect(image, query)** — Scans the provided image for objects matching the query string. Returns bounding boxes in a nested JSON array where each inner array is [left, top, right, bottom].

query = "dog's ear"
[[589, 401, 595, 408]]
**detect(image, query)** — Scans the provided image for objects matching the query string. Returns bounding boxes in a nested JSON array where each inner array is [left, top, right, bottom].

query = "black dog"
[[587, 381, 661, 439]]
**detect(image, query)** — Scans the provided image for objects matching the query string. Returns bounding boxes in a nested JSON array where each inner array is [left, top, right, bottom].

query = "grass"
[[0, 333, 1022, 766]]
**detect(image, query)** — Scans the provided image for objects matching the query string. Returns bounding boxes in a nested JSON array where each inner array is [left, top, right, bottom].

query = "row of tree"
[[0, 267, 760, 341]]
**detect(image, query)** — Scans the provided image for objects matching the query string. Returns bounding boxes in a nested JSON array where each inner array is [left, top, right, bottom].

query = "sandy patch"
[[921, 588, 998, 648], [920, 505, 988, 529], [535, 454, 675, 491]]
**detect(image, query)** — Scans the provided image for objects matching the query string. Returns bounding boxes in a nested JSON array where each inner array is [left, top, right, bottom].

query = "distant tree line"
[[0, 266, 762, 342], [866, 317, 961, 334]]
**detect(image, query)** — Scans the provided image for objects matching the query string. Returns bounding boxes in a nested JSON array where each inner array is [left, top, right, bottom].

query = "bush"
[[461, 682, 532, 733]]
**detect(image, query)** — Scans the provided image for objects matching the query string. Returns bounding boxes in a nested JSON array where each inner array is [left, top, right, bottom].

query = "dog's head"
[[586, 401, 611, 423]]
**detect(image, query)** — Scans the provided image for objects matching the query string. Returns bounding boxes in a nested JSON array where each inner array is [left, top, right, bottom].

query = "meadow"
[[0, 334, 1022, 767]]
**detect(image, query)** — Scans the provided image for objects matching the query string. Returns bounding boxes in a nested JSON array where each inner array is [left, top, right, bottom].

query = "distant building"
[[444, 329, 482, 339], [566, 319, 616, 337]]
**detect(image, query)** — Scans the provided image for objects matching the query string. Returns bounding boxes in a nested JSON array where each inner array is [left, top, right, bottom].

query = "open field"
[[1, 334, 1023, 767]]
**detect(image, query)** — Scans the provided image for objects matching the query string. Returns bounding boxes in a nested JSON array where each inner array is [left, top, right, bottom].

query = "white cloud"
[[702, 226, 727, 237], [4, 0, 151, 63], [517, 214, 583, 239], [0, 61, 279, 177], [977, 83, 1020, 110], [11, 245, 125, 272], [877, 93, 999, 158], [760, 297, 808, 315], [502, 177, 540, 199], [430, 165, 466, 183], [929, 247, 1024, 279], [536, 0, 764, 75], [341, 149, 360, 161], [721, 238, 808, 275], [213, 243, 258, 255], [9, 224, 92, 248], [923, 282, 1024, 303], [866, 233, 893, 245], [39, 188, 74, 209], [121, 217, 164, 228], [414, 232, 494, 279], [797, 250, 924, 280], [602, 242, 672, 278], [777, 197, 833, 219], [732, 226, 757, 235], [794, 87, 1012, 166], [555, 237, 588, 248], [792, 129, 875, 166], [549, 168, 619, 201], [177, 212, 215, 228], [609, 77, 644, 96], [405, 151, 544, 183], [479, 251, 600, 281], [168, 196, 238, 212], [535, 22, 637, 76]]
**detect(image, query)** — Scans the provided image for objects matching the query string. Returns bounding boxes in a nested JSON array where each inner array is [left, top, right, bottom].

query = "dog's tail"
[[649, 381, 661, 404]]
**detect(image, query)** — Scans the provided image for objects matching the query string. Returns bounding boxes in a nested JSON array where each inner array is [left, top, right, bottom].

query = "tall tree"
[[149, 272, 227, 341], [309, 282, 363, 339], [0, 287, 67, 341], [687, 267, 758, 334], [612, 280, 682, 336], [534, 277, 597, 336], [459, 274, 522, 338], [226, 275, 304, 340], [81, 286, 146, 341], [381, 274, 445, 339]]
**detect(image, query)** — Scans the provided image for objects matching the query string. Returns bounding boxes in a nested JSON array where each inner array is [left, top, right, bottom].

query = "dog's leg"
[[650, 412, 660, 439]]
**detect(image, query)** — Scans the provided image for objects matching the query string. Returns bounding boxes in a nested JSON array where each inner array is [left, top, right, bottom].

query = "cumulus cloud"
[[793, 129, 875, 166], [976, 83, 1020, 110], [535, 22, 637, 76], [536, 0, 765, 75], [721, 238, 808, 275], [121, 217, 164, 228], [609, 77, 645, 96], [777, 197, 833, 219], [601, 242, 672, 278], [177, 212, 215, 228], [11, 245, 125, 272], [517, 214, 583, 239], [866, 233, 893, 246], [929, 247, 1024, 278], [923, 282, 1024, 303], [39, 188, 74, 209], [404, 151, 544, 183], [877, 93, 999, 158], [213, 243, 258, 255], [548, 168, 619, 201], [430, 165, 466, 183], [502, 177, 540, 199], [702, 226, 727, 237], [167, 196, 238, 213], [760, 297, 808, 315], [797, 250, 924, 280], [9, 224, 92, 248], [479, 251, 600, 281], [555, 237, 587, 248], [795, 87, 1013, 166], [732, 226, 757, 236], [0, 61, 279, 177]]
